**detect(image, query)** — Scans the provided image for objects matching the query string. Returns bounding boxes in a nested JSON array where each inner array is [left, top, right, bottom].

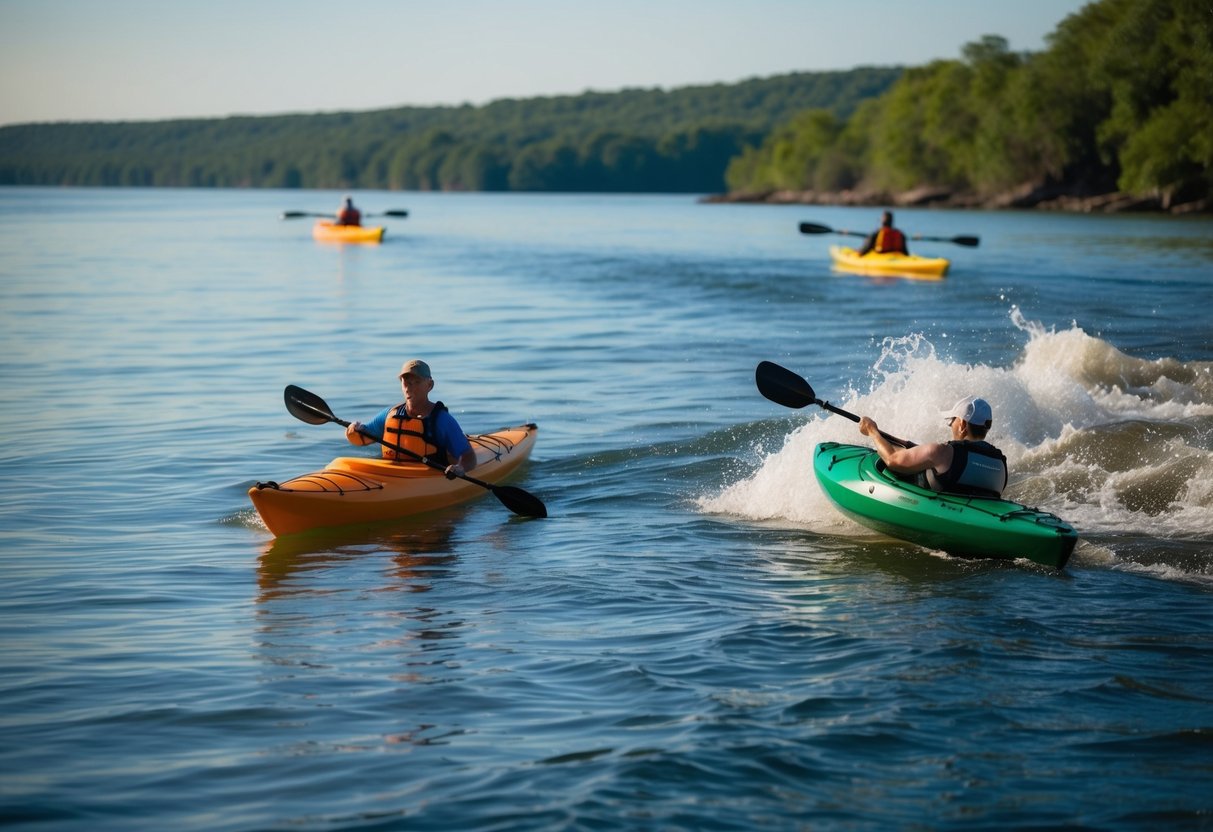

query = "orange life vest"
[[874, 227, 907, 254], [381, 402, 448, 463]]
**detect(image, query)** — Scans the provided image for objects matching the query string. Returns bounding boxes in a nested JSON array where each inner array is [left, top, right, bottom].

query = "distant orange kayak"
[[249, 424, 538, 536], [829, 245, 949, 278], [312, 221, 385, 244]]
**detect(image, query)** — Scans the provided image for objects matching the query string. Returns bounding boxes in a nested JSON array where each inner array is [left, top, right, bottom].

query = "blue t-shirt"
[[363, 404, 472, 461]]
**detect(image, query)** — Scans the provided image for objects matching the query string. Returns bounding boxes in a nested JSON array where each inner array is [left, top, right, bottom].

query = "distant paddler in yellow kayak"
[[279, 197, 409, 243], [798, 215, 980, 278], [313, 194, 381, 241]]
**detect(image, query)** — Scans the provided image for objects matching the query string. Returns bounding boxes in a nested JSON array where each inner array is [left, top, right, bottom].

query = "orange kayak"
[[312, 221, 385, 243], [249, 424, 538, 536]]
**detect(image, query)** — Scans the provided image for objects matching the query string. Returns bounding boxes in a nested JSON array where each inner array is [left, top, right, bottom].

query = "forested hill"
[[0, 68, 900, 193], [722, 0, 1213, 212]]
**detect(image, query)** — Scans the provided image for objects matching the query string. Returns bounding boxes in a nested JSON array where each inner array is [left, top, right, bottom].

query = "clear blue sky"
[[0, 0, 1091, 126]]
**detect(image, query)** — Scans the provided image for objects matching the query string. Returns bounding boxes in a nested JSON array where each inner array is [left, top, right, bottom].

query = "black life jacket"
[[925, 440, 1008, 498], [381, 401, 448, 465]]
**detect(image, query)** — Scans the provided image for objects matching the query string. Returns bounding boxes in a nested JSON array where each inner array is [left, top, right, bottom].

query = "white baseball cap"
[[941, 395, 992, 425]]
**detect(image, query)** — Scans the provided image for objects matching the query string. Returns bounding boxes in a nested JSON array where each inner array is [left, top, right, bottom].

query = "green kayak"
[[814, 442, 1078, 569]]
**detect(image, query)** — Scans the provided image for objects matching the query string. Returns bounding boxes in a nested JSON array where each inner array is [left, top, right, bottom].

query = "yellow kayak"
[[312, 221, 385, 244], [249, 424, 538, 536], [829, 245, 949, 278]]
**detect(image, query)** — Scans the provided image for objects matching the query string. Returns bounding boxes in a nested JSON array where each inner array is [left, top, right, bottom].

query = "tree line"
[[4, 0, 1205, 206], [0, 69, 900, 193], [725, 0, 1212, 209]]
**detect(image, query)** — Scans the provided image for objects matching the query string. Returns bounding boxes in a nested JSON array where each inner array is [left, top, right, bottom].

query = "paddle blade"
[[911, 233, 981, 247], [492, 484, 548, 518], [381, 210, 409, 218], [798, 222, 832, 235], [284, 385, 340, 425], [755, 361, 818, 409]]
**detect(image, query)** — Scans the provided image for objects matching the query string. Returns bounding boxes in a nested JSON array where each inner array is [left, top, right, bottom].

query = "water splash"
[[702, 310, 1213, 580]]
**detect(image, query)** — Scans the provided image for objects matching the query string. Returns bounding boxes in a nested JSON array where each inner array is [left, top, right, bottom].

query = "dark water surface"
[[1, 188, 1211, 830]]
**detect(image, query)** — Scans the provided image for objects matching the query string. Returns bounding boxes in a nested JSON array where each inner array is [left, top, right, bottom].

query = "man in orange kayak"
[[345, 360, 478, 480], [335, 195, 362, 227], [857, 396, 1008, 497], [857, 210, 908, 256]]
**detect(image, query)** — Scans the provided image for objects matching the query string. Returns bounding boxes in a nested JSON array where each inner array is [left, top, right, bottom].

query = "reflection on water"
[[254, 512, 467, 687], [256, 512, 462, 599]]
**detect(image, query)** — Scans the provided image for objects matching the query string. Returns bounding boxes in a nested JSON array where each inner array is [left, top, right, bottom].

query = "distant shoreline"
[[700, 186, 1211, 215]]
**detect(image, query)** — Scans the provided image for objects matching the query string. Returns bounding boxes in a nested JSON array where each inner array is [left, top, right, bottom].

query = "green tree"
[[1091, 0, 1213, 202], [0, 67, 901, 192], [724, 0, 1212, 207]]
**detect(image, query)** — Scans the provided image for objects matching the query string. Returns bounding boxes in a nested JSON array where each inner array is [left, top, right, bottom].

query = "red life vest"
[[381, 402, 448, 464], [874, 227, 907, 254], [336, 207, 361, 226]]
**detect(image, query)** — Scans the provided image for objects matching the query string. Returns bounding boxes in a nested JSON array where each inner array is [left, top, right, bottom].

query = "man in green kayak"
[[345, 359, 478, 480], [857, 396, 1008, 497], [857, 210, 908, 256]]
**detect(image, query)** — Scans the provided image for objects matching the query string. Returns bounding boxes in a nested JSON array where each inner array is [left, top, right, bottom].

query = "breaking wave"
[[701, 309, 1213, 581]]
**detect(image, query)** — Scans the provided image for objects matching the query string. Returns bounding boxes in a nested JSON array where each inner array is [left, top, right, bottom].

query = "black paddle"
[[281, 210, 409, 219], [755, 361, 915, 448], [283, 384, 547, 519], [798, 221, 979, 248]]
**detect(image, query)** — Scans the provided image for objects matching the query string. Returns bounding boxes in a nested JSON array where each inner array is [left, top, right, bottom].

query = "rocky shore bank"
[[701, 184, 1210, 215]]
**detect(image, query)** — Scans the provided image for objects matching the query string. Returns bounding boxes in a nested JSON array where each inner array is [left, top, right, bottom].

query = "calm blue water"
[[1, 187, 1211, 830]]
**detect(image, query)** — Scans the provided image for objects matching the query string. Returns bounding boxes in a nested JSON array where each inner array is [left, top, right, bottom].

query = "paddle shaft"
[[818, 399, 914, 448], [291, 398, 500, 490], [282, 210, 408, 219], [798, 221, 978, 248], [754, 360, 914, 448]]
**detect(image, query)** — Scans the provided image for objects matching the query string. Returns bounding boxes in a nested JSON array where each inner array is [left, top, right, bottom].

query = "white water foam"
[[701, 310, 1213, 558]]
